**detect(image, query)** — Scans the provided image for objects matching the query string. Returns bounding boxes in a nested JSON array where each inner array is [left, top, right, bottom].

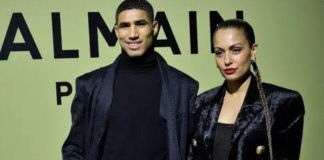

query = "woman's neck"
[[225, 72, 251, 97]]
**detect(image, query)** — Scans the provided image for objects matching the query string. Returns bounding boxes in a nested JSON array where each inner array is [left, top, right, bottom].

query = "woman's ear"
[[251, 43, 258, 60]]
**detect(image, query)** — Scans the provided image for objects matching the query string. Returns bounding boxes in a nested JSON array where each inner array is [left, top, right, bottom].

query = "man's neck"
[[118, 47, 158, 73]]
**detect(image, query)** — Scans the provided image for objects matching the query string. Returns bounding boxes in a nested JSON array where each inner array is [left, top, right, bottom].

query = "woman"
[[189, 19, 305, 160]]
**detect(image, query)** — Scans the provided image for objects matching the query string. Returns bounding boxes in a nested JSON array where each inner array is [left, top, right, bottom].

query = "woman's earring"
[[251, 58, 256, 63]]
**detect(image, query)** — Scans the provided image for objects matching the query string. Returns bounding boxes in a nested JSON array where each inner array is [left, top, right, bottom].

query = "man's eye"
[[137, 23, 146, 26]]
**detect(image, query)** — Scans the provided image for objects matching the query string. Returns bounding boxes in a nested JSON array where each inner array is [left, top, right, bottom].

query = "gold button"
[[256, 145, 265, 155], [192, 139, 197, 147]]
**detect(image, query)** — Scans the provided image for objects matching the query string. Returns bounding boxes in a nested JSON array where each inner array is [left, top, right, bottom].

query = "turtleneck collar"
[[118, 47, 158, 73]]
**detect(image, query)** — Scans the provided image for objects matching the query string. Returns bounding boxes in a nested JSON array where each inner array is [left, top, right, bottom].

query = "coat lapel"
[[230, 75, 263, 145], [93, 55, 121, 151], [157, 54, 180, 160], [91, 52, 180, 159], [204, 82, 226, 155], [204, 74, 263, 157]]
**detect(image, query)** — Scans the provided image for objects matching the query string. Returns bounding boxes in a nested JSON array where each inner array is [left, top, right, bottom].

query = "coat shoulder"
[[262, 82, 305, 113], [262, 82, 302, 98], [76, 64, 111, 89], [195, 86, 221, 105], [168, 65, 198, 85], [75, 64, 112, 84], [191, 86, 221, 119]]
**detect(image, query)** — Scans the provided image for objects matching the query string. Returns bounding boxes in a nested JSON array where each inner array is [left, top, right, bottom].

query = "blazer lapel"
[[230, 74, 263, 145], [204, 74, 263, 157], [204, 82, 226, 155], [93, 55, 121, 149], [157, 55, 180, 160]]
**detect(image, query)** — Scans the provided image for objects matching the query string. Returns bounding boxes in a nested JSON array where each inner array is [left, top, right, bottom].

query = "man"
[[62, 0, 199, 160]]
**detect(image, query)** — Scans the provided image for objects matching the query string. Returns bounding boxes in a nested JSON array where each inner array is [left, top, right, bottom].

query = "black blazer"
[[62, 53, 199, 160], [189, 75, 305, 160]]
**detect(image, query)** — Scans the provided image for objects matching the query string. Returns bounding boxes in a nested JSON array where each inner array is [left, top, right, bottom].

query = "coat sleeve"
[[62, 78, 86, 160], [276, 91, 305, 160], [188, 92, 204, 160], [179, 81, 199, 160], [188, 81, 199, 136]]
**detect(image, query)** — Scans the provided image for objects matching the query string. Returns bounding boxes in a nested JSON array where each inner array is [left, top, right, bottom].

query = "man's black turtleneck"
[[100, 49, 167, 160]]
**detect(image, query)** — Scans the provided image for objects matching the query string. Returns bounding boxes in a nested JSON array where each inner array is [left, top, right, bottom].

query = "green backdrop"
[[0, 0, 323, 159]]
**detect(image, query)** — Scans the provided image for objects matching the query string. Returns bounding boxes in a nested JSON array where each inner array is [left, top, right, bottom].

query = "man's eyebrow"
[[135, 19, 148, 23], [118, 19, 149, 27], [118, 21, 129, 27]]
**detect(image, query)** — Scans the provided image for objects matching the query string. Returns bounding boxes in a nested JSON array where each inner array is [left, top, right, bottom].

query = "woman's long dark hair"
[[214, 19, 274, 160]]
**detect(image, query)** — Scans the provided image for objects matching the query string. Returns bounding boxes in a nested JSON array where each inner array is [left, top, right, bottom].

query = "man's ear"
[[152, 21, 159, 36], [114, 24, 119, 38]]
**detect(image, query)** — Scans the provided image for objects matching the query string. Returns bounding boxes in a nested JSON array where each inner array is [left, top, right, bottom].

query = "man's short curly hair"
[[115, 0, 154, 24]]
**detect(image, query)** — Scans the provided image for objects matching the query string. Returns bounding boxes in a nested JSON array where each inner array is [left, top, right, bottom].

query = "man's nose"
[[129, 25, 139, 40]]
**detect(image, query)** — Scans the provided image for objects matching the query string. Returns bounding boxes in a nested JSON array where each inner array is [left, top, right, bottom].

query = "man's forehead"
[[118, 9, 150, 23]]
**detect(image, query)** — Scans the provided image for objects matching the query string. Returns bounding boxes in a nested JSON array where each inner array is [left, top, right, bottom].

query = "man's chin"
[[126, 51, 144, 58]]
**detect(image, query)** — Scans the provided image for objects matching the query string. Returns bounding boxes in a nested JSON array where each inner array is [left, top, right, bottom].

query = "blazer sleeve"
[[181, 81, 199, 160], [62, 78, 86, 160], [188, 81, 199, 133], [276, 92, 305, 160], [188, 93, 203, 160]]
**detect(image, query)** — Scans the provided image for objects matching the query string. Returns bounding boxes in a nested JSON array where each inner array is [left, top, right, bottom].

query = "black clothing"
[[100, 51, 167, 160], [212, 122, 234, 160]]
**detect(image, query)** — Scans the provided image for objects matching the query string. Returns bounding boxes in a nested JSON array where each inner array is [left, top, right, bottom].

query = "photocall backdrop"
[[0, 0, 323, 159]]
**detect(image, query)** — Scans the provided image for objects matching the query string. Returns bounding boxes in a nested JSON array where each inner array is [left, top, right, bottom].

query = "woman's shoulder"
[[262, 82, 303, 98], [195, 86, 222, 103], [261, 82, 305, 113], [262, 82, 305, 117]]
